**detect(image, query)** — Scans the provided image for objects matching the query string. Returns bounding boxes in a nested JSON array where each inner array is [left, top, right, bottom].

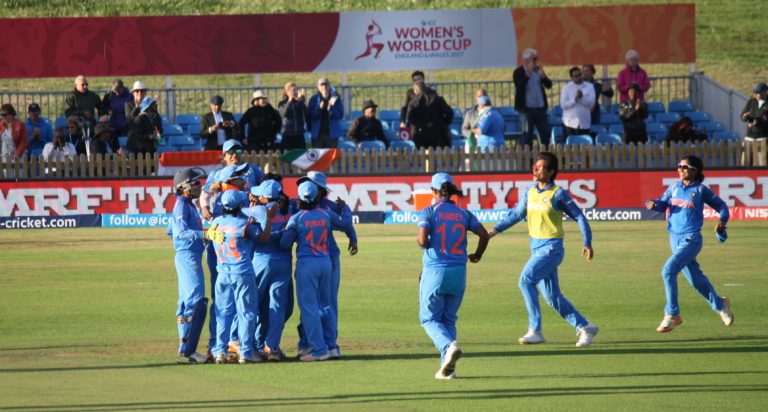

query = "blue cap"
[[716, 227, 728, 243], [216, 163, 248, 183], [297, 170, 331, 192], [250, 180, 282, 199], [221, 190, 247, 210], [477, 95, 491, 106], [298, 181, 318, 202], [222, 139, 243, 153], [139, 96, 155, 113], [431, 172, 453, 190]]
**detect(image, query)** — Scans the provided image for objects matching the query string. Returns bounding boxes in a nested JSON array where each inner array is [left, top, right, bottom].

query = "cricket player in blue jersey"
[[417, 173, 489, 379], [167, 167, 223, 363], [244, 177, 295, 361], [210, 190, 275, 364], [294, 171, 358, 360], [645, 155, 733, 332], [280, 181, 356, 361], [489, 152, 599, 347]]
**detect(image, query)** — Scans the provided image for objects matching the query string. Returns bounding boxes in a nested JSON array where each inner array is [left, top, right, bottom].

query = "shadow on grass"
[[0, 363, 171, 374], [0, 344, 104, 352], [2, 384, 767, 410]]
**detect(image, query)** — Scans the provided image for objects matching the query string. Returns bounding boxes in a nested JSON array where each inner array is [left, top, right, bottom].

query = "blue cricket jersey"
[[204, 163, 264, 218], [280, 207, 355, 258], [166, 195, 205, 253], [243, 200, 294, 260], [289, 197, 358, 256], [647, 180, 729, 234], [211, 213, 263, 276], [418, 199, 482, 268], [494, 183, 592, 248]]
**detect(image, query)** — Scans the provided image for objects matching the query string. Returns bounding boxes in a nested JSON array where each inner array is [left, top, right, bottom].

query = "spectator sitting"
[[513, 48, 552, 146], [125, 81, 148, 125], [617, 50, 650, 102], [618, 83, 649, 144], [277, 82, 310, 150], [582, 63, 614, 126], [42, 127, 76, 162], [665, 117, 708, 144], [102, 79, 132, 136], [25, 103, 53, 157], [461, 89, 488, 139], [308, 77, 345, 148], [740, 82, 768, 140], [399, 70, 425, 129], [560, 66, 596, 143], [407, 81, 453, 149], [201, 95, 238, 151], [63, 75, 104, 136], [239, 90, 281, 152], [92, 122, 124, 155], [469, 95, 505, 150], [126, 97, 162, 155], [346, 100, 387, 146], [63, 116, 88, 155], [0, 104, 28, 159]]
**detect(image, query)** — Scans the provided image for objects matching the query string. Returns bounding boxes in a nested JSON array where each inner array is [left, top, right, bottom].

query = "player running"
[[489, 152, 599, 347], [167, 167, 222, 363], [645, 155, 733, 332], [417, 173, 489, 380], [280, 181, 355, 361], [210, 190, 276, 364]]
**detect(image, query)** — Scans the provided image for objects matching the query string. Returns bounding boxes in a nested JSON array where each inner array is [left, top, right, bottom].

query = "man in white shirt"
[[201, 95, 238, 151], [559, 67, 595, 144]]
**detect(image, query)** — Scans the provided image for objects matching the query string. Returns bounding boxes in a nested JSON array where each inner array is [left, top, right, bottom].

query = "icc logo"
[[355, 19, 384, 60]]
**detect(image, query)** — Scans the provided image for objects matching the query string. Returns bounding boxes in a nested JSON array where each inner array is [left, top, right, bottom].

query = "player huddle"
[[169, 140, 734, 379]]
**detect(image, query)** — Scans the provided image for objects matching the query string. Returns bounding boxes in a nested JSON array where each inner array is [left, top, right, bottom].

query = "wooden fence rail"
[[2, 140, 765, 180]]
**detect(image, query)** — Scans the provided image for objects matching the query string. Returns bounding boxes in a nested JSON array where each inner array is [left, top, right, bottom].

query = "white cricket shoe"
[[575, 323, 599, 347], [299, 351, 331, 362], [719, 297, 734, 326], [238, 355, 262, 364], [176, 352, 209, 364], [518, 329, 545, 344], [328, 347, 341, 360], [435, 370, 456, 380], [215, 353, 227, 364], [437, 341, 462, 378], [656, 314, 683, 332], [296, 346, 311, 358]]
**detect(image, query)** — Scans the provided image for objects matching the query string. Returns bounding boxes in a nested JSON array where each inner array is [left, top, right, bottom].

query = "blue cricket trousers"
[[175, 250, 205, 354], [253, 256, 293, 351], [419, 265, 465, 362], [295, 256, 333, 357], [662, 232, 724, 315], [213, 272, 257, 358]]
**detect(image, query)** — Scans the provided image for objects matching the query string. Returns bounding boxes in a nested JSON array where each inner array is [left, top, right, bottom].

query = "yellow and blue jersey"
[[647, 180, 729, 234], [280, 207, 355, 258], [418, 199, 482, 268], [167, 195, 205, 253], [494, 183, 592, 248], [211, 213, 263, 276]]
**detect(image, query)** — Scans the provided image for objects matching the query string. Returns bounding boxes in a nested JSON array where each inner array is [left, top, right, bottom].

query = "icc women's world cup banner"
[[0, 4, 695, 78]]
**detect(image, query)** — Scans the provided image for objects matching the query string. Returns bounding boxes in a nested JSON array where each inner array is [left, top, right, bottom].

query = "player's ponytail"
[[277, 192, 290, 214], [298, 197, 320, 210], [439, 182, 462, 200]]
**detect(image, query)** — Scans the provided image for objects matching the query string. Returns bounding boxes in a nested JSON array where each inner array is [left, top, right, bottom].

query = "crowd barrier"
[[2, 140, 765, 180]]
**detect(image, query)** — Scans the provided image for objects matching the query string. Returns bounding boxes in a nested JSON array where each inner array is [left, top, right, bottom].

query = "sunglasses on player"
[[226, 149, 244, 155], [677, 163, 697, 171]]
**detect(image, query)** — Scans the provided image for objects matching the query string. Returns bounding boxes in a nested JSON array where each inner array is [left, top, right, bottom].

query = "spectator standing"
[[277, 82, 310, 150], [201, 95, 238, 151], [127, 97, 162, 155], [42, 127, 76, 162], [513, 48, 552, 147], [63, 75, 104, 136], [346, 100, 386, 146], [560, 66, 596, 142], [617, 50, 650, 102], [665, 117, 707, 144], [102, 79, 132, 136], [461, 89, 488, 140], [92, 122, 124, 155], [63, 116, 88, 155], [125, 81, 148, 125], [25, 103, 53, 156], [582, 64, 614, 126], [740, 82, 768, 140], [407, 81, 453, 149], [0, 104, 28, 159], [399, 70, 425, 129], [469, 95, 506, 150], [239, 90, 281, 152], [618, 83, 649, 144], [308, 78, 344, 148]]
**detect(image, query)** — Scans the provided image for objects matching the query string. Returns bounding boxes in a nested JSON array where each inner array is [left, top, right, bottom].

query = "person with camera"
[[308, 78, 344, 148], [278, 82, 310, 150], [513, 49, 552, 147], [202, 95, 239, 151]]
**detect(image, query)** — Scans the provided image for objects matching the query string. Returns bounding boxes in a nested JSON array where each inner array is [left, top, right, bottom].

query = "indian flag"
[[279, 148, 340, 172], [157, 150, 222, 176]]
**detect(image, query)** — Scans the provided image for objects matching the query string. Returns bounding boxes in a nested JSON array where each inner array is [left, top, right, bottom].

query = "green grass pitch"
[[0, 221, 766, 411]]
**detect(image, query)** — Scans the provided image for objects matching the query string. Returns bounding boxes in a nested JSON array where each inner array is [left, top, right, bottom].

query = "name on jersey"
[[437, 212, 463, 221], [669, 198, 694, 208], [528, 204, 550, 211], [303, 219, 327, 228]]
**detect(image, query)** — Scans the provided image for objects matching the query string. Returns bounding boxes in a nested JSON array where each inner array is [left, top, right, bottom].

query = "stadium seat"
[[608, 124, 624, 134], [349, 110, 362, 120], [495, 106, 518, 120], [646, 102, 665, 114], [41, 117, 52, 127], [712, 131, 739, 141], [565, 134, 593, 145], [383, 128, 399, 142], [337, 140, 357, 151], [646, 122, 667, 142], [175, 113, 202, 136], [161, 115, 170, 125], [611, 103, 621, 114], [452, 108, 462, 122], [390, 140, 415, 150], [549, 126, 564, 145], [157, 146, 174, 154], [179, 144, 204, 152], [164, 124, 184, 136], [548, 115, 563, 127], [600, 113, 622, 125], [648, 133, 666, 144], [684, 111, 712, 123], [118, 136, 127, 147], [505, 120, 520, 133], [595, 133, 622, 145], [668, 100, 694, 113], [590, 125, 607, 135], [169, 134, 195, 146], [551, 105, 563, 116], [233, 113, 243, 123], [450, 126, 461, 139], [54, 116, 67, 129], [378, 109, 399, 123], [360, 140, 386, 151], [654, 112, 682, 125], [699, 121, 724, 133]]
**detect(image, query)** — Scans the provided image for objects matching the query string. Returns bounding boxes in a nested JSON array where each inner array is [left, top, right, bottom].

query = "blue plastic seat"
[[548, 115, 563, 127], [565, 134, 593, 145], [338, 140, 357, 151], [169, 134, 195, 146], [161, 115, 170, 125], [54, 116, 67, 129], [378, 110, 400, 123], [699, 121, 724, 133], [684, 111, 712, 123], [495, 106, 518, 120], [505, 120, 520, 133], [360, 140, 386, 150], [164, 124, 184, 136], [654, 112, 681, 125], [668, 101, 694, 113], [549, 126, 564, 145], [451, 139, 466, 148], [595, 133, 622, 145], [611, 103, 621, 114], [390, 140, 415, 150], [600, 113, 622, 125], [349, 110, 363, 120], [233, 113, 243, 123], [608, 124, 624, 134], [41, 117, 52, 126], [175, 113, 202, 136], [383, 128, 399, 142], [646, 122, 667, 142], [551, 105, 563, 116], [118, 136, 127, 147], [179, 144, 204, 152], [590, 125, 607, 135], [646, 102, 665, 114], [712, 131, 739, 141]]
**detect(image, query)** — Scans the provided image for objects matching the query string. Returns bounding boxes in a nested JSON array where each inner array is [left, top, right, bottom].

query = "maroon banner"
[[1, 170, 766, 219]]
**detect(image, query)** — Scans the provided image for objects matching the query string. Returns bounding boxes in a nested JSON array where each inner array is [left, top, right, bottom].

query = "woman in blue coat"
[[646, 155, 733, 332]]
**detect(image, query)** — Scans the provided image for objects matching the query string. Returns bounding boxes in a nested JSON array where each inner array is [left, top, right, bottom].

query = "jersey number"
[[435, 223, 466, 255], [305, 228, 328, 256], [217, 237, 242, 263]]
